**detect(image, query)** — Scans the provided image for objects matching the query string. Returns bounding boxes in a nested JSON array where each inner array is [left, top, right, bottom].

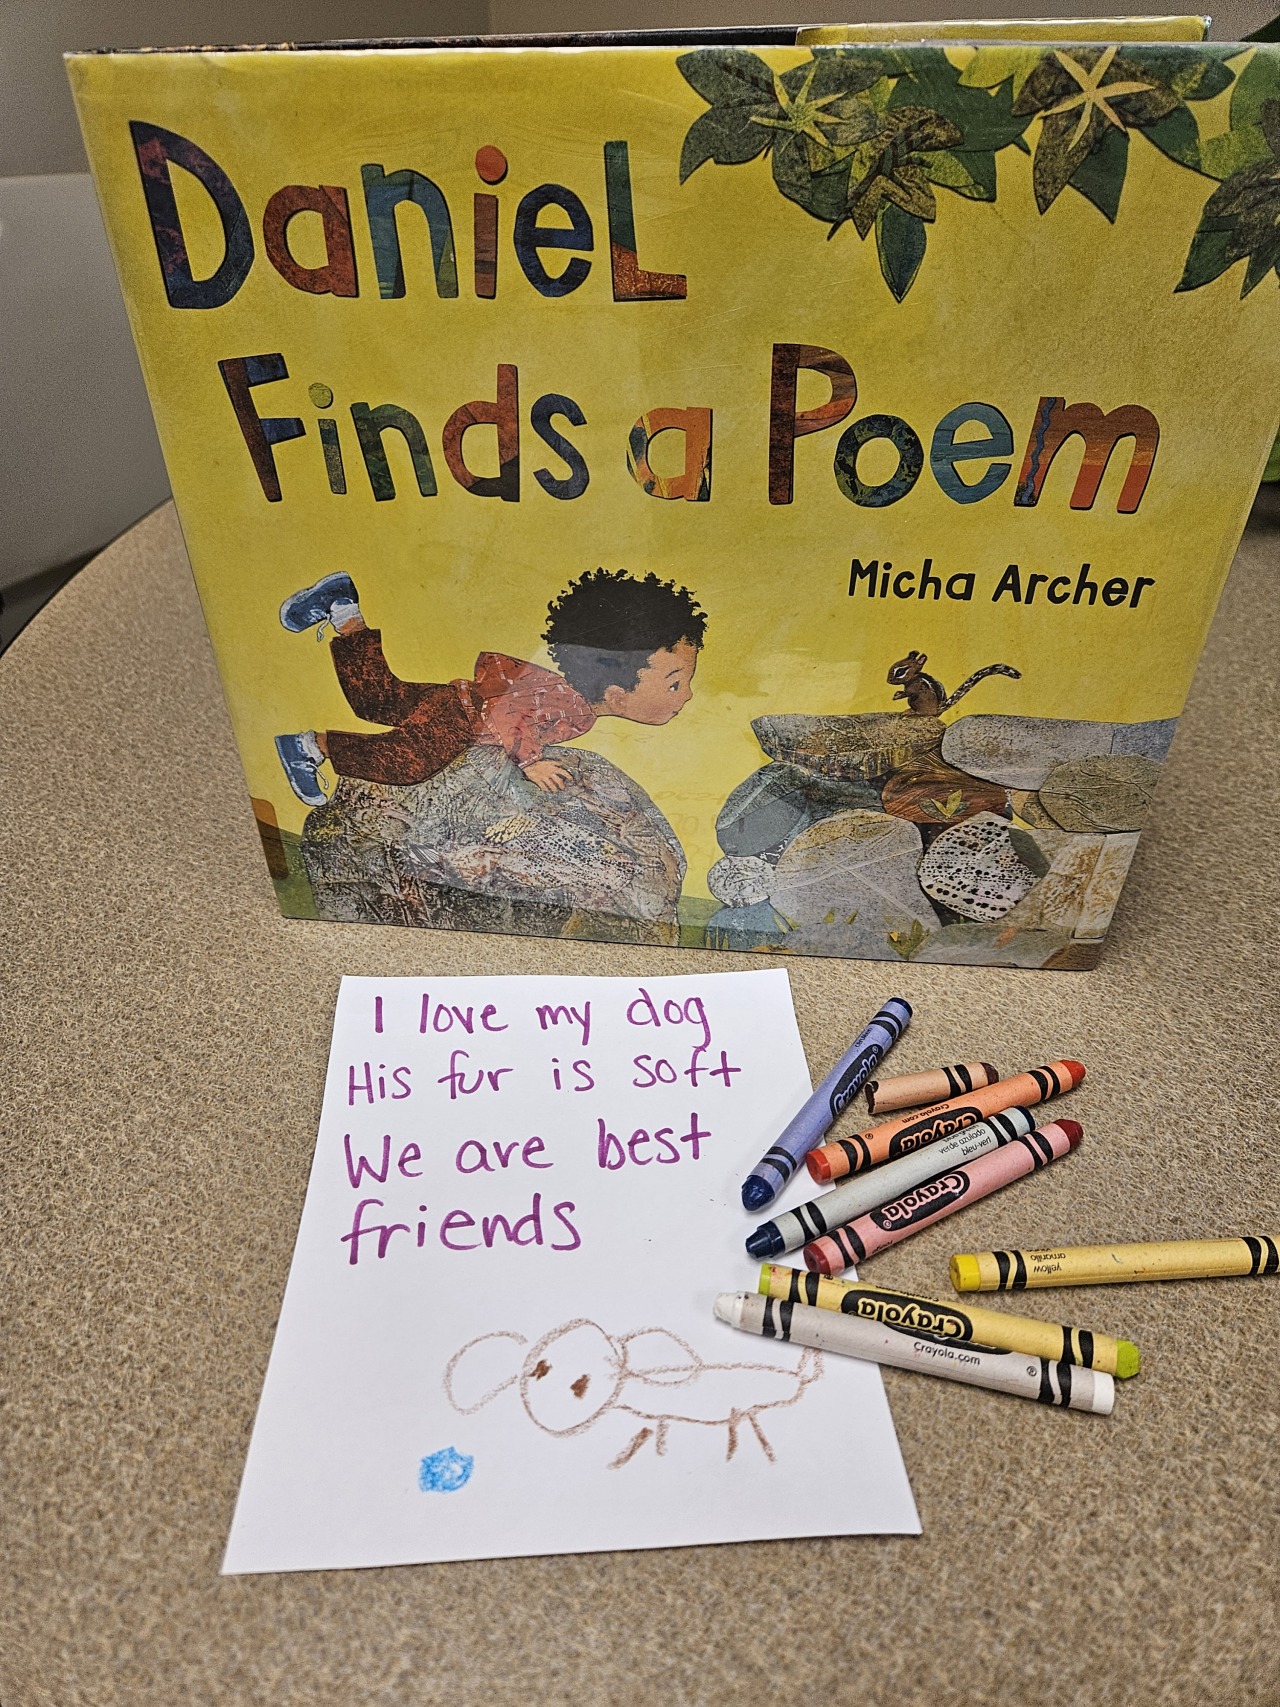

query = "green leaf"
[[1242, 243, 1275, 293], [1120, 44, 1236, 104], [1142, 104, 1202, 170], [890, 50, 1031, 152], [797, 48, 900, 100], [920, 147, 996, 200], [1032, 108, 1104, 214], [1229, 44, 1280, 131], [1175, 221, 1236, 291], [676, 48, 777, 108], [821, 44, 913, 84], [771, 132, 853, 220], [679, 106, 772, 181], [876, 201, 927, 300], [957, 46, 1042, 100], [1200, 123, 1274, 179], [887, 918, 926, 960], [1068, 125, 1129, 222]]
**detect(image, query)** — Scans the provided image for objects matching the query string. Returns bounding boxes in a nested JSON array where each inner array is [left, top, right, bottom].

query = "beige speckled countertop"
[[2, 504, 1277, 1706]]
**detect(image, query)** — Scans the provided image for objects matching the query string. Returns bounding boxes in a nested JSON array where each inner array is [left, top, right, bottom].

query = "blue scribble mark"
[[419, 1446, 474, 1492]]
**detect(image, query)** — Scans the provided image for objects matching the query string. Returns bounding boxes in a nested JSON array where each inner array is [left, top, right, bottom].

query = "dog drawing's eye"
[[519, 1322, 624, 1435]]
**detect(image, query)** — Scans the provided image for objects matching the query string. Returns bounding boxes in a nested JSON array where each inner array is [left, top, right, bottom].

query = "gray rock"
[[917, 812, 1042, 921], [1074, 832, 1141, 941], [914, 922, 1074, 968], [705, 900, 789, 951], [707, 855, 773, 907], [301, 743, 685, 937], [717, 761, 881, 856], [1112, 719, 1177, 763], [1009, 789, 1061, 829], [997, 833, 1107, 933], [753, 713, 945, 781], [941, 714, 1177, 790], [768, 811, 940, 954], [1039, 755, 1160, 833]]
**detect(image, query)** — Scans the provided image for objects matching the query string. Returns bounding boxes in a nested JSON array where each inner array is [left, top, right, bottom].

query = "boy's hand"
[[523, 760, 573, 793]]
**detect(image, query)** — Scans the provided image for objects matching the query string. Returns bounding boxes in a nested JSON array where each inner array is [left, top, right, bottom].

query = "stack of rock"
[[706, 711, 1174, 968]]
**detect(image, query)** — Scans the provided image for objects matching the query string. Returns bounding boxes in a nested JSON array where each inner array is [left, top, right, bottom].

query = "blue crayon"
[[740, 998, 911, 1211]]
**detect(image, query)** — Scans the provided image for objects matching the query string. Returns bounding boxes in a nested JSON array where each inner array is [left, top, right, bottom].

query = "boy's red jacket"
[[460, 653, 596, 770]]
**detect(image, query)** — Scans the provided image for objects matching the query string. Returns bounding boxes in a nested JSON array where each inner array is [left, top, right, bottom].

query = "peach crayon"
[[805, 1059, 1084, 1184], [865, 1061, 999, 1115]]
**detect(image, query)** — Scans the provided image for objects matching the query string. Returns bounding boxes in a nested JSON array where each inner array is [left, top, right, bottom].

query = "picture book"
[[68, 20, 1280, 967]]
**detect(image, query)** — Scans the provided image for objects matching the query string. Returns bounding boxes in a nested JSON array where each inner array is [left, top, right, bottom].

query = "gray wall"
[[1, 1, 489, 178], [0, 2, 488, 629]]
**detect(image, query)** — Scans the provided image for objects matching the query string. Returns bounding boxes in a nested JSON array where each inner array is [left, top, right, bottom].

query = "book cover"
[[68, 27, 1280, 967]]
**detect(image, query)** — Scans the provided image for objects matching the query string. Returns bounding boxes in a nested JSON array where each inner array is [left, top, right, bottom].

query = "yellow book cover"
[[68, 29, 1280, 967]]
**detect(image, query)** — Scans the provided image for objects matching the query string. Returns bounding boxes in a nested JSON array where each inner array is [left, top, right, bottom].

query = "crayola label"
[[870, 1171, 970, 1229], [842, 1289, 973, 1341], [887, 1109, 983, 1159]]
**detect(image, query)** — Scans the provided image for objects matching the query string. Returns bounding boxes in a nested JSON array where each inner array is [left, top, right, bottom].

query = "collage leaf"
[[1067, 124, 1129, 221], [876, 201, 928, 300], [1177, 108, 1280, 296], [677, 49, 781, 183], [676, 41, 1280, 302]]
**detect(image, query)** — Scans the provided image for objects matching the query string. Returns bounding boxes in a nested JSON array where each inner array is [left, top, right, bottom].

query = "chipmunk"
[[887, 650, 1022, 716]]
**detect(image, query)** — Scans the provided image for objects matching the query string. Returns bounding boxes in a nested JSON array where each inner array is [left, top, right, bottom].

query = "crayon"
[[805, 1058, 1084, 1184], [758, 1263, 1140, 1377], [804, 1118, 1082, 1276], [952, 1234, 1280, 1292], [865, 1061, 999, 1115], [745, 1106, 1037, 1260], [739, 997, 911, 1211], [714, 1291, 1114, 1415]]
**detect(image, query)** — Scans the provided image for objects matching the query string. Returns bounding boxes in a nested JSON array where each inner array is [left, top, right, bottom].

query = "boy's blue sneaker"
[[275, 732, 329, 806], [279, 573, 360, 633]]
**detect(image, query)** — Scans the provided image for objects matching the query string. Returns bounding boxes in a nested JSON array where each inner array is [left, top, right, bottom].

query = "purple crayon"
[[740, 997, 911, 1212]]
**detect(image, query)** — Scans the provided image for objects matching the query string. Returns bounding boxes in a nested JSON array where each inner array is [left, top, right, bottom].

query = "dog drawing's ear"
[[444, 1330, 528, 1414]]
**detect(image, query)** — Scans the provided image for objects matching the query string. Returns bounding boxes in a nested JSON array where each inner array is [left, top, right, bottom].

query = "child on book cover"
[[274, 568, 706, 807]]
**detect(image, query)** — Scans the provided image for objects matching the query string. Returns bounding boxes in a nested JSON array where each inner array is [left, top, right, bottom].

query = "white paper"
[[223, 970, 918, 1573]]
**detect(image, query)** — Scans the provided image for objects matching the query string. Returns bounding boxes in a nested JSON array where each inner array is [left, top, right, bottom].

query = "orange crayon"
[[865, 1061, 999, 1115], [805, 1060, 1085, 1184]]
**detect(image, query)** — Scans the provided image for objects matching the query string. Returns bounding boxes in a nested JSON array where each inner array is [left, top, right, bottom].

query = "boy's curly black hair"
[[543, 569, 707, 703]]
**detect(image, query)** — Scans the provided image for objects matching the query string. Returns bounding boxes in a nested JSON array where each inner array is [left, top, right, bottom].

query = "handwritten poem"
[[223, 971, 918, 1573]]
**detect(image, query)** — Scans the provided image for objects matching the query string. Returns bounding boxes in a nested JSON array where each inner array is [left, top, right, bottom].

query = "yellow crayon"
[[951, 1235, 1280, 1291], [759, 1263, 1139, 1377]]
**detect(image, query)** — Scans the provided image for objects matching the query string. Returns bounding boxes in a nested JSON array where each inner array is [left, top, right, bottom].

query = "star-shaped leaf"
[[1016, 47, 1180, 213]]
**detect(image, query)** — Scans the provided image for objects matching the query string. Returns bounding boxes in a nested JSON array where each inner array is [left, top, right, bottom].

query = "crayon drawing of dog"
[[444, 1318, 822, 1468]]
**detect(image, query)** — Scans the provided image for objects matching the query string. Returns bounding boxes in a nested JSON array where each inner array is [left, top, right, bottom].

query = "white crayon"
[[746, 1106, 1037, 1260], [714, 1292, 1114, 1415]]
